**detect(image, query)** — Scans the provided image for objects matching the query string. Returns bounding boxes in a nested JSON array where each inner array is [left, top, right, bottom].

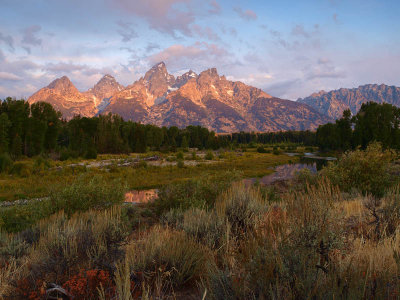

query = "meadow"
[[1, 142, 400, 299]]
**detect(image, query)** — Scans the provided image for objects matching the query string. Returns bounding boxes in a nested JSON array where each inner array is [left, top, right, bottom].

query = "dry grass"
[[0, 259, 22, 299], [3, 147, 400, 299]]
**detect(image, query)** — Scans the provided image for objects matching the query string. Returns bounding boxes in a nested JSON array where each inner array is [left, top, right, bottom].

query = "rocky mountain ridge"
[[297, 84, 400, 119], [28, 62, 331, 132]]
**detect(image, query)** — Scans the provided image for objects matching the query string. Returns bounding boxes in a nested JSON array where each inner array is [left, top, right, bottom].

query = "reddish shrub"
[[63, 269, 115, 299]]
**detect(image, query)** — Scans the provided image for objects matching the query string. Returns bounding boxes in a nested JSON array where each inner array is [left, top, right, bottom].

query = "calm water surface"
[[124, 153, 336, 198], [243, 162, 317, 186]]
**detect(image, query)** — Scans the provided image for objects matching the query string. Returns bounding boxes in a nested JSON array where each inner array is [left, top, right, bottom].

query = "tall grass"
[[26, 207, 127, 286], [0, 174, 126, 232], [2, 145, 400, 298]]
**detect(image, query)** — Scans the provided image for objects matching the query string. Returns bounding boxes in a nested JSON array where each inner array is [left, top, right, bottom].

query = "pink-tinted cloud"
[[147, 42, 231, 70], [192, 24, 220, 41], [208, 0, 221, 14], [0, 72, 23, 81], [110, 0, 195, 37], [234, 7, 257, 21]]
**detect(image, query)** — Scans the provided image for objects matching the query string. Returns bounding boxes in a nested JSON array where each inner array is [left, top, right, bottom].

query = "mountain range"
[[28, 62, 399, 132], [28, 62, 331, 133], [298, 84, 400, 119]]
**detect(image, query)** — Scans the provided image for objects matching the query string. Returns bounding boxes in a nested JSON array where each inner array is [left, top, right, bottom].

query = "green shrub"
[[10, 162, 32, 177], [215, 183, 267, 237], [161, 209, 184, 227], [191, 151, 197, 160], [205, 151, 214, 160], [0, 231, 29, 261], [154, 175, 236, 214], [126, 226, 211, 287], [0, 153, 13, 173], [0, 200, 54, 233], [305, 146, 314, 152], [179, 208, 226, 249], [322, 142, 395, 197], [164, 208, 226, 249], [84, 146, 97, 159], [50, 175, 125, 215], [177, 159, 185, 168], [176, 151, 184, 160], [133, 161, 147, 169], [273, 148, 281, 155], [33, 156, 51, 174], [257, 146, 267, 153], [59, 148, 70, 161], [27, 207, 127, 283]]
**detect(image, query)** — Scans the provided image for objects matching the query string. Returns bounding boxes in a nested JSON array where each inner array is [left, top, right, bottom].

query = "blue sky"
[[0, 0, 399, 100]]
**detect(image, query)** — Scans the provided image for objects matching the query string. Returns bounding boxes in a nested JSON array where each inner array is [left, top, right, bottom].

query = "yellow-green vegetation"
[[3, 144, 400, 298], [0, 150, 294, 202]]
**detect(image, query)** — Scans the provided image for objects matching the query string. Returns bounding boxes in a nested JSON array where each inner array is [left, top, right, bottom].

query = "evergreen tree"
[[10, 134, 23, 159], [181, 135, 189, 150], [0, 113, 10, 153]]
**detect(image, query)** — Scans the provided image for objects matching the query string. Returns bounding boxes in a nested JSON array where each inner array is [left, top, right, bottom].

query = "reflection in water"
[[244, 163, 317, 186], [124, 189, 158, 204]]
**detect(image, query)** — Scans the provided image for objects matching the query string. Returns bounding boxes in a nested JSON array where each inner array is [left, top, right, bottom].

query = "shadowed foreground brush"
[[120, 226, 212, 298]]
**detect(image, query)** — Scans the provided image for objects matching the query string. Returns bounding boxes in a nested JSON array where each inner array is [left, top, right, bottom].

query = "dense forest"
[[2, 98, 399, 161], [0, 98, 316, 160], [316, 102, 400, 151]]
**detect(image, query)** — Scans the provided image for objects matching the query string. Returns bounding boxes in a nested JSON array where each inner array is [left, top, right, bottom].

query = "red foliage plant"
[[63, 269, 115, 299]]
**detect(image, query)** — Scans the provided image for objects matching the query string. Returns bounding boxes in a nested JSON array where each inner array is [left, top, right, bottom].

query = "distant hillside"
[[297, 84, 400, 119]]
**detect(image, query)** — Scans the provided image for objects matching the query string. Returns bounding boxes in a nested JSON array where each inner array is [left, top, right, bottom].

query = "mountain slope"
[[298, 84, 400, 119], [84, 74, 124, 111], [145, 67, 331, 132], [28, 76, 96, 118], [28, 62, 332, 132]]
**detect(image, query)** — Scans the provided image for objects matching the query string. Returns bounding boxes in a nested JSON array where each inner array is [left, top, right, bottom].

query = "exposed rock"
[[28, 62, 332, 131], [84, 74, 124, 110], [298, 84, 400, 119], [28, 76, 96, 118]]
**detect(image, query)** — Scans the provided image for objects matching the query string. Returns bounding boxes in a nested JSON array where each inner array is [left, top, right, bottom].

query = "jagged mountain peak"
[[98, 74, 116, 82], [174, 70, 198, 88], [93, 74, 121, 89], [197, 68, 220, 84], [47, 76, 79, 94], [200, 67, 219, 78], [29, 64, 332, 132], [86, 74, 124, 108], [28, 75, 96, 119], [143, 61, 173, 82], [48, 75, 72, 87], [298, 83, 400, 119]]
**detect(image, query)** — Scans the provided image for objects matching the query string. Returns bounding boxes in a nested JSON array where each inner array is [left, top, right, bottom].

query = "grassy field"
[[0, 149, 296, 202], [2, 143, 400, 299]]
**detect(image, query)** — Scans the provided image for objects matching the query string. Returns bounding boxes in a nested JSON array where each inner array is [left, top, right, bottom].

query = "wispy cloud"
[[22, 25, 42, 46], [110, 0, 195, 37], [208, 0, 221, 14], [116, 21, 137, 42], [0, 32, 14, 51], [0, 72, 23, 81], [147, 42, 232, 71], [234, 7, 257, 21]]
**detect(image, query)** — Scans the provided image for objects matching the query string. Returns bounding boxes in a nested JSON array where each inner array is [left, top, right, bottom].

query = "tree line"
[[316, 102, 400, 151], [0, 98, 317, 160]]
